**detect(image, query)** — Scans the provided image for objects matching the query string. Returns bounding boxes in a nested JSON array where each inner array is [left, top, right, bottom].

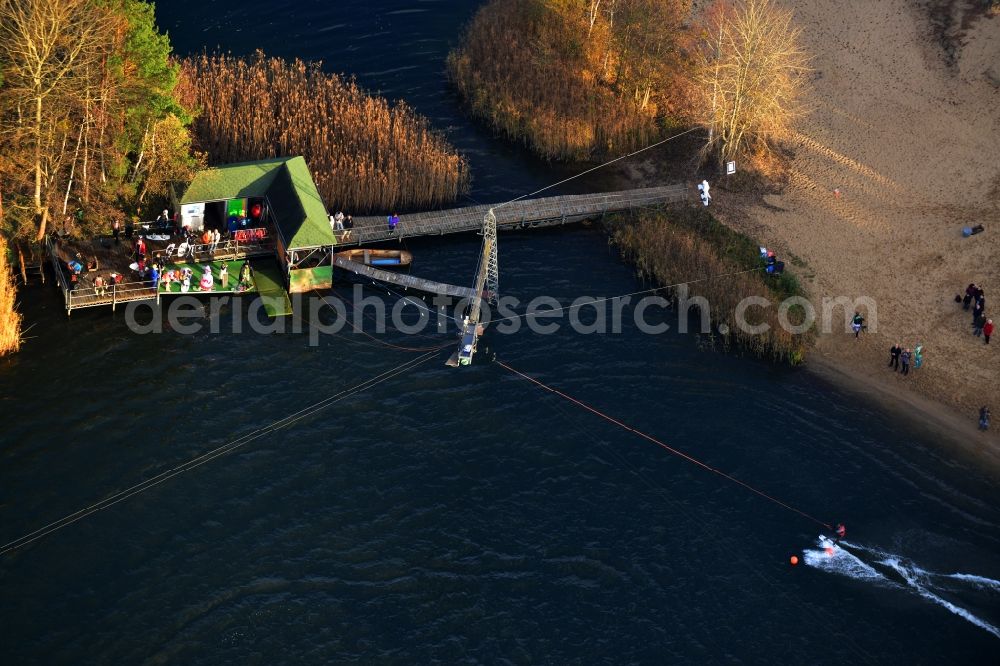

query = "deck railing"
[[333, 184, 690, 247], [160, 236, 274, 262], [67, 279, 158, 311], [46, 232, 276, 312]]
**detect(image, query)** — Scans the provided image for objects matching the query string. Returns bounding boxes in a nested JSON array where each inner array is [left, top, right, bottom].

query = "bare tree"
[[587, 0, 602, 36], [695, 0, 809, 166]]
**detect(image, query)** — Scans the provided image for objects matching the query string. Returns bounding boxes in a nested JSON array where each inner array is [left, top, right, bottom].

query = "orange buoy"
[[790, 555, 799, 565]]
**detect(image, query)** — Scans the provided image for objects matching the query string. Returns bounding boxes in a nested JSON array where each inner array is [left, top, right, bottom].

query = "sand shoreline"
[[617, 0, 999, 467], [754, 0, 1000, 467], [805, 353, 1000, 476]]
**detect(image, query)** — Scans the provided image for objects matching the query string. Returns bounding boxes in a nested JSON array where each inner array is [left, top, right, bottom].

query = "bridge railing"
[[335, 184, 690, 247]]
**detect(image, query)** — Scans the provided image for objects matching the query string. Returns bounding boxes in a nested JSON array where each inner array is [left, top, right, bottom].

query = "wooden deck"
[[48, 233, 276, 313], [335, 184, 690, 246], [333, 255, 479, 299]]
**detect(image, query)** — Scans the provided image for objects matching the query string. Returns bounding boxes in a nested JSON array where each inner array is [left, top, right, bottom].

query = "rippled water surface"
[[2, 1, 998, 663]]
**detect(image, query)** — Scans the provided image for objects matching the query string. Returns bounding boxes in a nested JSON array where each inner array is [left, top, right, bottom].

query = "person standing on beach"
[[900, 348, 911, 375], [888, 343, 901, 370], [973, 310, 987, 337], [984, 319, 994, 345], [980, 406, 991, 431], [913, 343, 924, 369], [964, 283, 976, 310], [972, 299, 984, 327], [852, 312, 865, 339]]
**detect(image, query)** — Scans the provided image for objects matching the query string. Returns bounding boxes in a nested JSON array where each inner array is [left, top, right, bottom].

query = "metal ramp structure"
[[447, 209, 499, 368]]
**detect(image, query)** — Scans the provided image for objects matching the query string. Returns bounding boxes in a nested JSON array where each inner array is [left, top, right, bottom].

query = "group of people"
[[110, 219, 134, 244], [960, 283, 993, 344], [887, 342, 923, 376], [757, 246, 786, 275], [159, 265, 221, 292], [157, 260, 253, 293], [200, 228, 223, 253], [329, 211, 355, 239], [327, 210, 403, 237], [116, 209, 235, 264], [163, 227, 228, 262], [959, 284, 992, 431]]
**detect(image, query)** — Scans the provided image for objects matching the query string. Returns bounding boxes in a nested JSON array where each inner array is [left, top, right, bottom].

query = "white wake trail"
[[803, 537, 1000, 641], [878, 557, 1000, 640]]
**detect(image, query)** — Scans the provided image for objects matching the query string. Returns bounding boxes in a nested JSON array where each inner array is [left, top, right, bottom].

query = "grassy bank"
[[610, 207, 812, 363], [178, 52, 470, 214], [0, 237, 22, 356]]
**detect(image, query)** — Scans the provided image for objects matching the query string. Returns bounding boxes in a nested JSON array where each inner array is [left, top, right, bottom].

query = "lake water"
[[1, 1, 998, 663]]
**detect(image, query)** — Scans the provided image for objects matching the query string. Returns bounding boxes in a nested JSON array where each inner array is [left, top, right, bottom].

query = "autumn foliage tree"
[[0, 0, 198, 242], [0, 0, 198, 355], [448, 0, 695, 161], [0, 0, 114, 239], [695, 0, 809, 166]]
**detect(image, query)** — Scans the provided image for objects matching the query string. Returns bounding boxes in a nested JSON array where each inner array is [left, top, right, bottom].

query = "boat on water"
[[334, 248, 413, 267]]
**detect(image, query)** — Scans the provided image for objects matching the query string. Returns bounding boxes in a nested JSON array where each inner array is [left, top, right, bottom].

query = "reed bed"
[[177, 52, 469, 214], [447, 0, 667, 162], [611, 208, 811, 364], [0, 237, 23, 356]]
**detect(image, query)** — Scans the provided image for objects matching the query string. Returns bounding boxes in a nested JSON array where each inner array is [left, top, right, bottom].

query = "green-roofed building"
[[176, 156, 337, 293]]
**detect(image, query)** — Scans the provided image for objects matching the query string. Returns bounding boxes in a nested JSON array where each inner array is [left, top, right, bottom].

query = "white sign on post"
[[726, 161, 736, 175]]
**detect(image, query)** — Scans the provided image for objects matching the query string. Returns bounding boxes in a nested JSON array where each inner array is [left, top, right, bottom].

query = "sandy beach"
[[703, 0, 1000, 447]]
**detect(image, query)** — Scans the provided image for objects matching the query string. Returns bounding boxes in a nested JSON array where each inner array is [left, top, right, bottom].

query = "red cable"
[[497, 360, 833, 531]]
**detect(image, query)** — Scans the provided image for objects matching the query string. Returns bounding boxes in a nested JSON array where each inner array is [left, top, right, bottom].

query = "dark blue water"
[[2, 2, 998, 663]]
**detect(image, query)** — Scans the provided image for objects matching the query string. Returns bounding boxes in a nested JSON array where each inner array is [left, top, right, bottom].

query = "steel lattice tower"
[[483, 208, 499, 304]]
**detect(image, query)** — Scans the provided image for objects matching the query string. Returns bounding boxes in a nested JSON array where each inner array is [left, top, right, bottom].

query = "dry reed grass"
[[447, 0, 673, 161], [177, 52, 469, 213], [0, 237, 23, 356], [611, 208, 811, 363]]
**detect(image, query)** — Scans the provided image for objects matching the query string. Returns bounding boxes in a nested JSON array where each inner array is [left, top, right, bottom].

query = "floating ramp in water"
[[333, 255, 479, 299], [251, 259, 293, 317]]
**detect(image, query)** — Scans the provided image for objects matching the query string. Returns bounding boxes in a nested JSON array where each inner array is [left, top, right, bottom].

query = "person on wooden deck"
[[388, 213, 400, 233]]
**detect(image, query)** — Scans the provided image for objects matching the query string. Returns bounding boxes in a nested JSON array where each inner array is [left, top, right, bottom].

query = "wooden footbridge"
[[335, 184, 690, 246], [330, 183, 693, 367]]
